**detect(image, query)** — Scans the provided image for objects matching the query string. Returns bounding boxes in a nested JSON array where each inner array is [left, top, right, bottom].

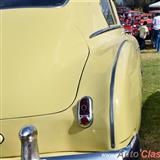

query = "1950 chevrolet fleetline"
[[0, 0, 142, 159]]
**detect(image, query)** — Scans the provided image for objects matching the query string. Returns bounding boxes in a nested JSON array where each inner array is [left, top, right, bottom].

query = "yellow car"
[[0, 0, 142, 159]]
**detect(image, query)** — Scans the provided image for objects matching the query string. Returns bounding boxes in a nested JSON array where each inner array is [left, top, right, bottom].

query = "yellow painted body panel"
[[114, 37, 142, 144], [0, 0, 142, 158], [1, 7, 89, 119]]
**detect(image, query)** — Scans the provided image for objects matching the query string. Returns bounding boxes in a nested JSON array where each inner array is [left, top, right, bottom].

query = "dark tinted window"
[[0, 0, 68, 9], [100, 0, 116, 25]]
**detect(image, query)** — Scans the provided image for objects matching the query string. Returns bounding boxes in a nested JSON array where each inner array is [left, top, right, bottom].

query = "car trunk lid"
[[0, 8, 89, 119]]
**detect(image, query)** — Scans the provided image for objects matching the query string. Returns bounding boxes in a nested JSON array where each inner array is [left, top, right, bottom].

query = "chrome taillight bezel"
[[77, 96, 93, 128]]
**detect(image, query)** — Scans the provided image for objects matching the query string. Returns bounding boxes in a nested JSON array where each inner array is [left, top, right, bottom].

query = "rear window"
[[0, 0, 68, 9]]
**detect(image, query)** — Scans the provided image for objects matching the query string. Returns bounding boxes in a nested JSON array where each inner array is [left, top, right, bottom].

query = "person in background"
[[156, 31, 160, 53], [138, 21, 149, 50], [134, 19, 141, 43], [152, 13, 160, 48]]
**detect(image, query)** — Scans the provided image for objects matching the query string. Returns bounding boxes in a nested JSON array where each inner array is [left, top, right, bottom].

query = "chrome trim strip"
[[90, 25, 122, 38], [124, 30, 132, 34], [100, 0, 117, 26], [56, 0, 70, 8], [110, 40, 128, 148], [42, 135, 139, 160], [0, 134, 5, 144]]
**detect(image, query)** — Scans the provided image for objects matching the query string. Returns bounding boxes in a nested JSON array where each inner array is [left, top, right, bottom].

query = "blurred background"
[[114, 0, 159, 12]]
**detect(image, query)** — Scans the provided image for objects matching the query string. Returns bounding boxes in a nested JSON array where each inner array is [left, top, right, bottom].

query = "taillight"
[[77, 96, 93, 128]]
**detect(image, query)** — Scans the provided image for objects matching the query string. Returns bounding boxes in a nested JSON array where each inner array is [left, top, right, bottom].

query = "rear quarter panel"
[[114, 36, 142, 144]]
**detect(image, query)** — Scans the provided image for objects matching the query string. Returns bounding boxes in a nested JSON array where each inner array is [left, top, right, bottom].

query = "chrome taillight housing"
[[77, 96, 93, 128]]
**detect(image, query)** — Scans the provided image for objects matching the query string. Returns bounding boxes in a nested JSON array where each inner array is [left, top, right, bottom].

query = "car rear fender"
[[113, 39, 142, 146]]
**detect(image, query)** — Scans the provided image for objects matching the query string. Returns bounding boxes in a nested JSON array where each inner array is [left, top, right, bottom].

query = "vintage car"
[[0, 0, 142, 159], [116, 6, 130, 15], [127, 10, 143, 19]]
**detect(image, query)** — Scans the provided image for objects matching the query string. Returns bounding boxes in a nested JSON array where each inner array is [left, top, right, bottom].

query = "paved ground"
[[139, 48, 160, 159]]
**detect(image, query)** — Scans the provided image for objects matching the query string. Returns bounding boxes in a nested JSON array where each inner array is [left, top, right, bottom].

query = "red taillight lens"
[[80, 116, 90, 125]]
